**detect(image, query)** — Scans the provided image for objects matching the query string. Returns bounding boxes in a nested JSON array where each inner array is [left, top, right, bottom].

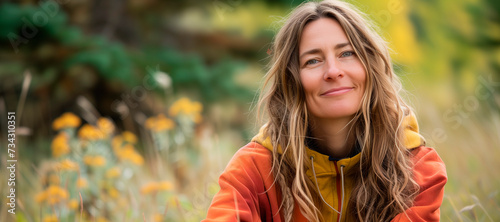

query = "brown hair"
[[257, 0, 419, 221]]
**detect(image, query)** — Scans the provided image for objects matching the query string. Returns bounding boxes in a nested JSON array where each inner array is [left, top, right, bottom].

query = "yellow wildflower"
[[56, 159, 79, 171], [140, 181, 173, 195], [96, 217, 109, 222], [112, 136, 123, 151], [168, 97, 203, 123], [35, 191, 47, 203], [35, 185, 69, 205], [78, 124, 104, 140], [51, 132, 70, 158], [114, 143, 133, 154], [145, 114, 175, 132], [97, 117, 115, 136], [115, 146, 144, 165], [83, 155, 106, 167], [168, 195, 179, 207], [169, 98, 202, 116], [193, 113, 202, 124], [155, 116, 175, 131], [47, 185, 69, 204], [43, 214, 58, 222], [83, 156, 92, 165], [68, 199, 79, 210], [154, 214, 163, 222], [158, 181, 173, 191], [94, 156, 106, 166], [140, 182, 159, 194], [122, 131, 138, 144], [129, 151, 144, 165], [77, 177, 88, 188], [117, 197, 128, 209], [52, 112, 81, 131], [105, 167, 121, 178], [48, 174, 60, 185], [144, 117, 155, 130], [108, 187, 119, 199]]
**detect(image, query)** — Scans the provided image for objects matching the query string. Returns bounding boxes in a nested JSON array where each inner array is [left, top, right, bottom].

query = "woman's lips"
[[321, 87, 354, 96]]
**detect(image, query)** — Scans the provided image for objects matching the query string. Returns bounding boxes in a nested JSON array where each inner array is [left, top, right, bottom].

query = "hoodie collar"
[[251, 113, 425, 176]]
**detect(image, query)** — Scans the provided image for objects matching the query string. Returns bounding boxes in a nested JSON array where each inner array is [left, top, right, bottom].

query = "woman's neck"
[[309, 116, 356, 159]]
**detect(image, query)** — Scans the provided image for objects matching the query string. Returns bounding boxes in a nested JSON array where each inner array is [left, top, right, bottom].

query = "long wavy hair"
[[257, 0, 419, 221]]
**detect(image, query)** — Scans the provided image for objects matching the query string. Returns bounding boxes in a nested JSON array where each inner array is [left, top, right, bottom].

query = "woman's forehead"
[[299, 18, 350, 52]]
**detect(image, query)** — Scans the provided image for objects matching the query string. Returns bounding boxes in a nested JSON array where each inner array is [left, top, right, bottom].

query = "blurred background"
[[0, 0, 498, 221]]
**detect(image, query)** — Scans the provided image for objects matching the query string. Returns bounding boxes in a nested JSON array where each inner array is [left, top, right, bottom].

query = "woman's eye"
[[340, 51, 355, 58], [305, 59, 319, 65]]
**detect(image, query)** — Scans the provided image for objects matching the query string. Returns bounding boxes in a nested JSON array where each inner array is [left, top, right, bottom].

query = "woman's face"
[[299, 18, 366, 122]]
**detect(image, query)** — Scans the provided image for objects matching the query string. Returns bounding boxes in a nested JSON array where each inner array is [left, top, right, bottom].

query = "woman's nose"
[[323, 58, 343, 80]]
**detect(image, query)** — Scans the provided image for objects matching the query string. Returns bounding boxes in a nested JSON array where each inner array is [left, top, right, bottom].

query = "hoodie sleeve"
[[203, 143, 279, 222], [392, 146, 448, 222]]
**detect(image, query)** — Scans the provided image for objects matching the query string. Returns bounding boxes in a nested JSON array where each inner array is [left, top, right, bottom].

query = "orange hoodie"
[[204, 115, 447, 221]]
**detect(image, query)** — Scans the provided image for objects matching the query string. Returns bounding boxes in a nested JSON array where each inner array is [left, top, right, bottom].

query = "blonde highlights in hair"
[[257, 0, 419, 221]]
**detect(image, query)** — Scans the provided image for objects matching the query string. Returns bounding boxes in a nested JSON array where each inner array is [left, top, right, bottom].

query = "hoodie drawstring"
[[339, 164, 345, 222], [310, 156, 346, 221]]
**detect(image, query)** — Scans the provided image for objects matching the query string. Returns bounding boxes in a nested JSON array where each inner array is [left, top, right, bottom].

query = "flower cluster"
[[35, 185, 69, 205], [35, 96, 206, 221], [56, 159, 79, 171], [51, 132, 70, 158], [169, 97, 203, 123], [145, 114, 175, 132], [78, 124, 104, 141], [112, 133, 144, 165], [83, 155, 106, 167], [140, 181, 174, 194], [37, 113, 150, 221], [52, 112, 81, 131]]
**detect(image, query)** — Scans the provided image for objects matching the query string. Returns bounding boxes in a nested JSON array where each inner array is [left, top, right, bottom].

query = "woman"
[[204, 0, 447, 221]]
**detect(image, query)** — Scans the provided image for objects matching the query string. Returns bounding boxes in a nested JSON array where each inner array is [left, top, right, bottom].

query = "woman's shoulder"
[[234, 141, 273, 157], [223, 142, 273, 174], [392, 146, 448, 221], [204, 142, 280, 222], [409, 146, 448, 187], [410, 146, 446, 166]]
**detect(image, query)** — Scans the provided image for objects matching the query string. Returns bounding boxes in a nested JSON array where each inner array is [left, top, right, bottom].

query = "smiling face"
[[299, 17, 366, 123]]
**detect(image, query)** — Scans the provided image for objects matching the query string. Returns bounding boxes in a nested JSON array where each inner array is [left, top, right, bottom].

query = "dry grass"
[[418, 95, 500, 221]]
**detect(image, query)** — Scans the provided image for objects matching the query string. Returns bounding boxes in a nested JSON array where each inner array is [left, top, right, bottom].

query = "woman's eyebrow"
[[334, 42, 351, 50], [299, 42, 351, 59], [299, 49, 321, 59]]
